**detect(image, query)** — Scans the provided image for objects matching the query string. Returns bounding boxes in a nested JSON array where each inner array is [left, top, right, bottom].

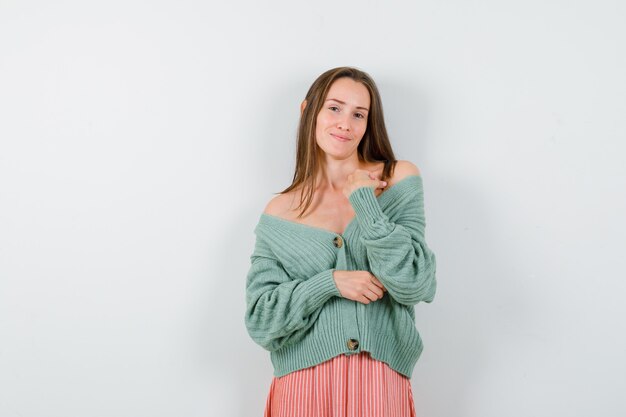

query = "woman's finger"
[[371, 278, 385, 289], [364, 288, 381, 301]]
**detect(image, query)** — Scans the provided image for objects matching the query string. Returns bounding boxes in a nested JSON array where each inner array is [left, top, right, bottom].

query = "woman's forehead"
[[325, 78, 370, 108]]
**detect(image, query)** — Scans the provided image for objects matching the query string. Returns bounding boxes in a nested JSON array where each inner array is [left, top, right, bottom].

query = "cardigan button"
[[333, 236, 343, 248], [347, 338, 359, 351]]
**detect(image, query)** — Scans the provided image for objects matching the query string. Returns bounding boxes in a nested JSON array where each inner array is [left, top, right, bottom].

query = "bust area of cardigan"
[[260, 174, 422, 237]]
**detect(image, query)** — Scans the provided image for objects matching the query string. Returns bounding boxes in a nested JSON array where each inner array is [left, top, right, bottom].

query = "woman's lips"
[[331, 133, 350, 142]]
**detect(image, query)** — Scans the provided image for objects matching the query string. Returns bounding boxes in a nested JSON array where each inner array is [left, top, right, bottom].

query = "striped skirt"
[[264, 351, 416, 417]]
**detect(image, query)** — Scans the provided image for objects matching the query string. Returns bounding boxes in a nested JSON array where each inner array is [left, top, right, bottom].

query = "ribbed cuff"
[[348, 186, 393, 239], [305, 268, 341, 303]]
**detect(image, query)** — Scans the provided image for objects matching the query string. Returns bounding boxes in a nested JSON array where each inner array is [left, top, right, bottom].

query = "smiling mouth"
[[331, 133, 350, 142]]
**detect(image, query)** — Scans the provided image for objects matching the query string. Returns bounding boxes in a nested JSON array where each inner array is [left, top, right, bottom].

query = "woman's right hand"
[[332, 270, 387, 304]]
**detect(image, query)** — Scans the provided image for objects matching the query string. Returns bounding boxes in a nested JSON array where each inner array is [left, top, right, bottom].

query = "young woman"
[[245, 66, 437, 417]]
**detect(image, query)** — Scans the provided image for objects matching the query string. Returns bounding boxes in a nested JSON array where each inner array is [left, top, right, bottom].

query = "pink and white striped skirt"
[[264, 351, 416, 417]]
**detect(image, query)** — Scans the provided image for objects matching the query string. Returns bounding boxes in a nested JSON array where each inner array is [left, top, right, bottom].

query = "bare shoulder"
[[390, 160, 421, 184], [263, 191, 297, 217]]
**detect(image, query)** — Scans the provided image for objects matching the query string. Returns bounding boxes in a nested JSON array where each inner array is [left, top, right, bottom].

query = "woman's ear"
[[300, 99, 307, 115]]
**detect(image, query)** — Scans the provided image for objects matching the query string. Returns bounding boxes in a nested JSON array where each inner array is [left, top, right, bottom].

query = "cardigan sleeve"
[[348, 176, 437, 306], [244, 234, 341, 352]]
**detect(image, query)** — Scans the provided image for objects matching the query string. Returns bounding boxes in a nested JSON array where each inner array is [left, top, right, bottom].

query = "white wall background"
[[1, 0, 624, 416]]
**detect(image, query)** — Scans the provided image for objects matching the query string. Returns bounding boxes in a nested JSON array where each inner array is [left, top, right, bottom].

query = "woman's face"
[[315, 77, 370, 159]]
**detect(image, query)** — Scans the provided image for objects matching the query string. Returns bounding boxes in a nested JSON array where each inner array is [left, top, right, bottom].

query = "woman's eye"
[[329, 106, 339, 111], [355, 113, 365, 119]]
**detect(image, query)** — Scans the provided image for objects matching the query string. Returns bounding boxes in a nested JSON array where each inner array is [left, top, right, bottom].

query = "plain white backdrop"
[[1, 0, 625, 416]]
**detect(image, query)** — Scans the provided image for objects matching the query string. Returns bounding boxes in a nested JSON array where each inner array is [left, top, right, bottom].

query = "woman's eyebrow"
[[325, 98, 369, 112]]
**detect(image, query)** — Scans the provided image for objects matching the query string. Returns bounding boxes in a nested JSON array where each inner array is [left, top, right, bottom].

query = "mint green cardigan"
[[244, 175, 437, 378]]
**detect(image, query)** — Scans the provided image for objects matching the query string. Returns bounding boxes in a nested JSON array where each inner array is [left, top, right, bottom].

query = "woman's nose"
[[337, 115, 351, 131]]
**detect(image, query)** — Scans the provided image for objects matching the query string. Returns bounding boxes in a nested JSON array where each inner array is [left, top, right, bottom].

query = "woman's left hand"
[[343, 169, 387, 199]]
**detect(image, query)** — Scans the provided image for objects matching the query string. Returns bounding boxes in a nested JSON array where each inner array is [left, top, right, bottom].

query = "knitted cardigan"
[[244, 174, 437, 378]]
